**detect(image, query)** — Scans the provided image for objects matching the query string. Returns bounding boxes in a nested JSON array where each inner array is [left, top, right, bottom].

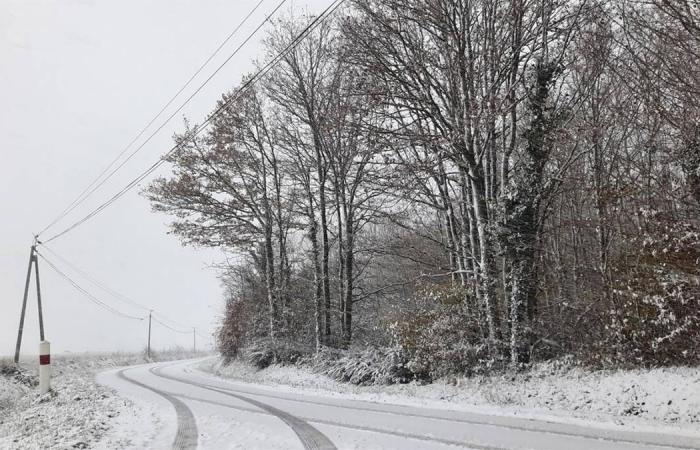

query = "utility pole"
[[147, 310, 152, 359], [35, 248, 45, 341], [15, 239, 46, 364]]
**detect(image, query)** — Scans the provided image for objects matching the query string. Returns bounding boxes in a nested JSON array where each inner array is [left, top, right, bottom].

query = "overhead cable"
[[37, 0, 284, 238], [40, 243, 151, 312], [152, 315, 191, 334], [39, 244, 202, 332], [42, 0, 345, 244], [37, 251, 145, 321]]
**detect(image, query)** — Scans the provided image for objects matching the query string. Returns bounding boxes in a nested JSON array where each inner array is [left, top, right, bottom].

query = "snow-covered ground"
[[199, 357, 700, 432], [2, 353, 699, 449], [102, 358, 700, 449], [0, 350, 205, 449]]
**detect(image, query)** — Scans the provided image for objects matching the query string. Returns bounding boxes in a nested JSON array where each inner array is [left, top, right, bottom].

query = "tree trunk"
[[263, 224, 277, 340], [680, 127, 700, 207], [319, 181, 332, 342], [508, 205, 536, 366], [470, 170, 502, 349], [306, 184, 323, 351], [508, 61, 558, 367], [335, 177, 346, 338], [343, 210, 355, 347]]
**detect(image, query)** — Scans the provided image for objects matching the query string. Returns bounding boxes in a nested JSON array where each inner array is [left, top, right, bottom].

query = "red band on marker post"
[[39, 354, 50, 365]]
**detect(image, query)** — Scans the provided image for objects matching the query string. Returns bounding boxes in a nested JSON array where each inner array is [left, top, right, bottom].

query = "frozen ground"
[[199, 357, 700, 432], [0, 350, 205, 449], [102, 358, 700, 449], [2, 353, 699, 449]]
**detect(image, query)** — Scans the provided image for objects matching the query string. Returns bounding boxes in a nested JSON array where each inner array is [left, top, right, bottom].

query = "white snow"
[[198, 357, 700, 436], [106, 359, 700, 450], [0, 350, 206, 449], [3, 353, 699, 449], [95, 364, 179, 450], [0, 358, 127, 449]]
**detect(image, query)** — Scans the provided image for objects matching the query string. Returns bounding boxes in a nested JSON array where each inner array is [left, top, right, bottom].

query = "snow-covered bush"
[[391, 284, 491, 379], [0, 360, 36, 388], [245, 338, 311, 369], [310, 346, 412, 385], [0, 360, 33, 412], [217, 298, 249, 362], [607, 212, 700, 365]]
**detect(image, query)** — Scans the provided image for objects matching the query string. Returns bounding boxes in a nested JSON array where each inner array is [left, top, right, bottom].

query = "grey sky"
[[1, 0, 327, 356]]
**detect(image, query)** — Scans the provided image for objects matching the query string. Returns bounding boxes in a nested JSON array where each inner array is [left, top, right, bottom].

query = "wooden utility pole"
[[15, 239, 46, 363], [147, 311, 152, 359], [34, 249, 45, 341]]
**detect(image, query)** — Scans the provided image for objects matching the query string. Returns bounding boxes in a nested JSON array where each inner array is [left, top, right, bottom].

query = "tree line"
[[148, 0, 700, 373]]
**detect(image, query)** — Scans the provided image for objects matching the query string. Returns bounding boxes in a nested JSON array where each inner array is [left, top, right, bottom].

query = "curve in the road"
[[175, 392, 504, 450], [151, 365, 337, 450], [182, 367, 700, 450], [117, 367, 198, 450]]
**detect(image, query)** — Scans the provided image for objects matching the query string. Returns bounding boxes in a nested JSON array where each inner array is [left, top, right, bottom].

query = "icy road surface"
[[97, 359, 700, 450]]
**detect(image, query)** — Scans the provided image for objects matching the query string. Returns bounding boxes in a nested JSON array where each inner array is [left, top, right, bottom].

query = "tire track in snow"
[[117, 367, 198, 450], [184, 366, 700, 450], [175, 392, 504, 450], [151, 365, 336, 450]]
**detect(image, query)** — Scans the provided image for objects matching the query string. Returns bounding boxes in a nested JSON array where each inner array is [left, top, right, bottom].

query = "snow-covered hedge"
[[244, 338, 311, 369], [604, 212, 700, 366], [309, 347, 413, 385], [390, 285, 495, 379]]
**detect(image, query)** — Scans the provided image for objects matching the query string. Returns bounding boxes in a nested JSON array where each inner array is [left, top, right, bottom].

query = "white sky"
[[0, 0, 328, 357]]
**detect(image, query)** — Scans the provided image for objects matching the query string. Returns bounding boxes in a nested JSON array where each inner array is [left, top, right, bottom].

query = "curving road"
[[98, 359, 700, 450]]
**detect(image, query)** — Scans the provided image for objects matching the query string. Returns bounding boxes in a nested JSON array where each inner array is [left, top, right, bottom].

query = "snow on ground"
[[0, 350, 205, 450], [0, 357, 128, 449], [4, 352, 697, 449], [198, 357, 700, 434], [94, 363, 181, 450]]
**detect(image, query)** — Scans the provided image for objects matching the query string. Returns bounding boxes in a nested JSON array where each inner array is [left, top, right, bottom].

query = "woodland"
[[148, 0, 700, 382]]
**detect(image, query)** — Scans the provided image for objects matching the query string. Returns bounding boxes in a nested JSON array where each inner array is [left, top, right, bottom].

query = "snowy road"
[[98, 359, 700, 450]]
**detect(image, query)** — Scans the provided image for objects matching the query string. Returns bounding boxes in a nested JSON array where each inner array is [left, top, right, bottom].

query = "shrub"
[[311, 346, 412, 385], [245, 338, 311, 369], [217, 299, 249, 362], [0, 359, 36, 387], [390, 284, 493, 379], [606, 212, 700, 366]]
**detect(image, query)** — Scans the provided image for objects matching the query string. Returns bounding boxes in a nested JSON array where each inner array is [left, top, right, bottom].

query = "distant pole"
[[193, 328, 196, 353], [147, 311, 152, 359], [14, 245, 36, 363]]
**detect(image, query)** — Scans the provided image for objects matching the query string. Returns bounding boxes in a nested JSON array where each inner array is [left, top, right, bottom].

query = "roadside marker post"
[[39, 340, 51, 394]]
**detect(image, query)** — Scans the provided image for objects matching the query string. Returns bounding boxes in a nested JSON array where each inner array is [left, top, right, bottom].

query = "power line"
[[42, 0, 345, 244], [40, 243, 151, 312], [152, 312, 192, 332], [38, 243, 201, 333], [37, 0, 284, 238], [43, 0, 293, 243], [152, 315, 191, 334], [36, 251, 145, 321]]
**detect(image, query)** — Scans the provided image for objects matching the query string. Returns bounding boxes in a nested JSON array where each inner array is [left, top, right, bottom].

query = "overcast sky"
[[0, 0, 328, 357]]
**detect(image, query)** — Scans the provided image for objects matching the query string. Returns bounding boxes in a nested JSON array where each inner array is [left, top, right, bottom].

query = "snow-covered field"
[[199, 357, 700, 432], [0, 350, 205, 449]]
